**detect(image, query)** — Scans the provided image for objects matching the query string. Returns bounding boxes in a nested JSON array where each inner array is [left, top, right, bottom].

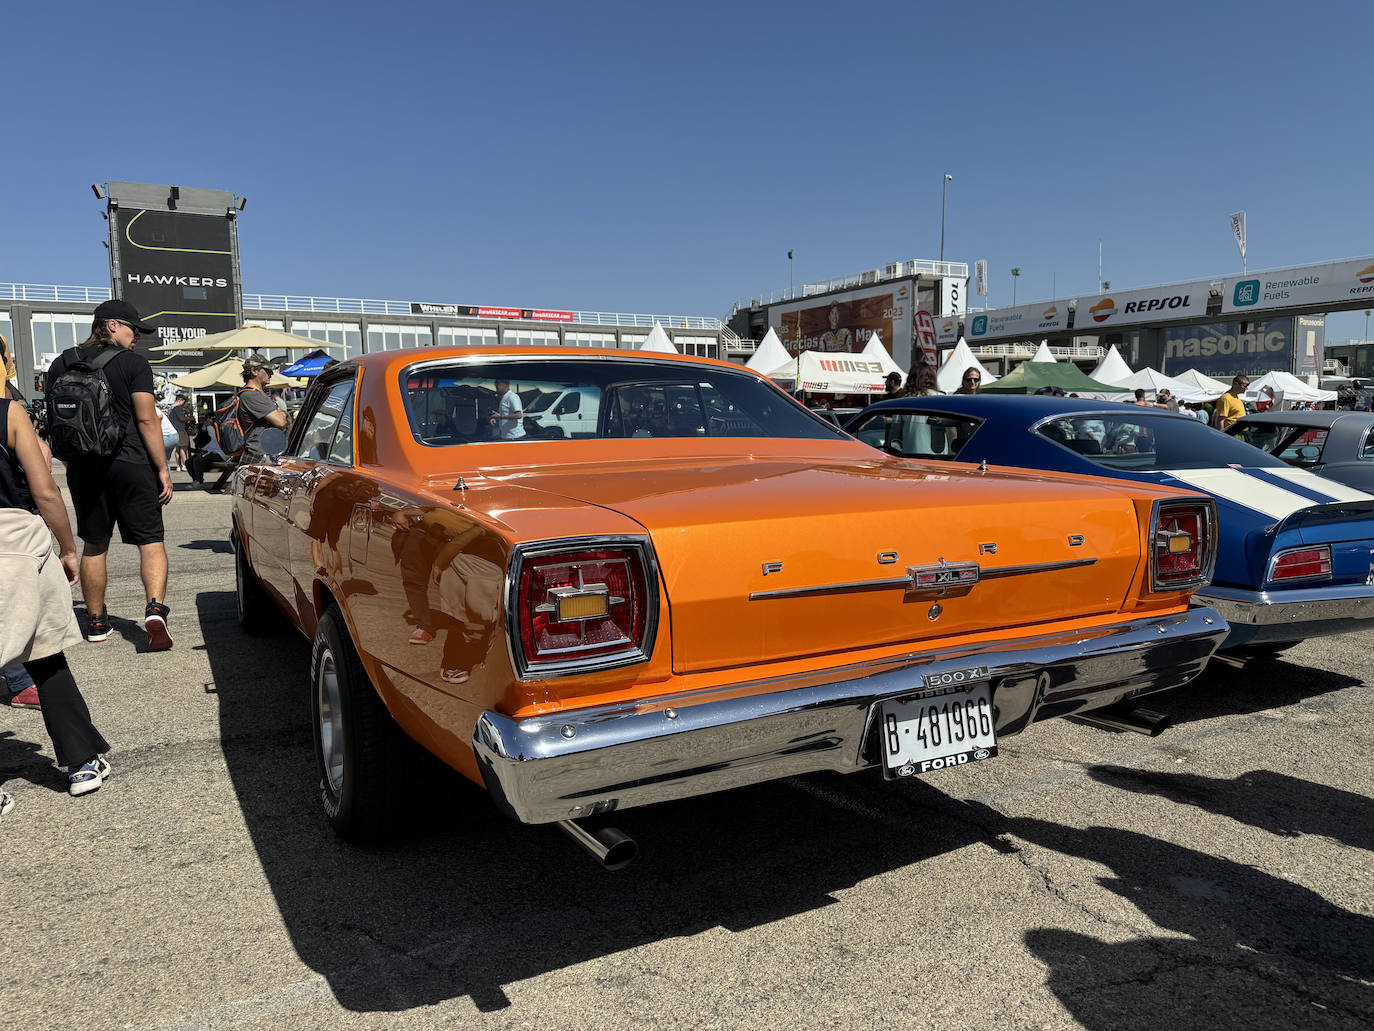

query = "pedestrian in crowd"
[[490, 377, 525, 440], [956, 368, 982, 394], [0, 392, 113, 807], [187, 424, 225, 485], [883, 371, 903, 397], [1131, 388, 1154, 407], [169, 392, 193, 471], [899, 363, 942, 397], [3, 660, 39, 708], [206, 355, 290, 493], [1213, 374, 1250, 429], [45, 300, 174, 650], [158, 406, 179, 468], [1157, 388, 1179, 412]]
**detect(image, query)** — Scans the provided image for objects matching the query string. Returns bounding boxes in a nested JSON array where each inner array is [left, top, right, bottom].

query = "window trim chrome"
[[504, 534, 661, 681]]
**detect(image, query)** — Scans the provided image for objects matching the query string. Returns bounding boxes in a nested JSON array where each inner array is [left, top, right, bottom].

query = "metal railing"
[[0, 284, 723, 331], [971, 342, 1105, 359], [0, 283, 112, 303]]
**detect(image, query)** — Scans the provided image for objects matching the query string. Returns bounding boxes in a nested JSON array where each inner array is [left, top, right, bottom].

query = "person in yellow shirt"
[[1212, 374, 1249, 429]]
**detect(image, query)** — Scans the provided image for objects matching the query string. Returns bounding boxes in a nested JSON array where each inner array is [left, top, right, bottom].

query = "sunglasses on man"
[[963, 374, 981, 383], [116, 320, 146, 338]]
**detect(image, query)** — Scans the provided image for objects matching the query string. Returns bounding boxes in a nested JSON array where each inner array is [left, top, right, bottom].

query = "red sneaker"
[[7, 685, 40, 709], [408, 628, 435, 645]]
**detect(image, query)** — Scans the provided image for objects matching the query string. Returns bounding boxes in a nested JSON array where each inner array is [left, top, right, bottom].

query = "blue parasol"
[[278, 348, 334, 378]]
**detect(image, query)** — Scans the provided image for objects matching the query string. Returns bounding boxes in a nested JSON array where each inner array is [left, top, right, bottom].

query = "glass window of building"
[[565, 332, 617, 349], [675, 335, 719, 359], [366, 324, 432, 353], [29, 313, 91, 368], [289, 320, 361, 359], [621, 334, 648, 350]]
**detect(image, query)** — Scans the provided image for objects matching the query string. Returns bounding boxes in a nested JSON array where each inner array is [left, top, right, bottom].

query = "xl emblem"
[[906, 558, 980, 597]]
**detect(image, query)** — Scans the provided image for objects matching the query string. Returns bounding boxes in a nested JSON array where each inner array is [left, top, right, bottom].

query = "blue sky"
[[4, 0, 1372, 341]]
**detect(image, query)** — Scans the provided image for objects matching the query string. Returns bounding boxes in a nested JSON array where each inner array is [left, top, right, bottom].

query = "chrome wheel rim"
[[316, 650, 344, 796]]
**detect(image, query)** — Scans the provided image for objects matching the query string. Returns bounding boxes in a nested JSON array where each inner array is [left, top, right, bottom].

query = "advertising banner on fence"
[[1161, 318, 1293, 378], [965, 300, 1070, 342], [1222, 257, 1374, 315], [409, 303, 577, 321], [1075, 281, 1211, 331], [769, 281, 913, 359]]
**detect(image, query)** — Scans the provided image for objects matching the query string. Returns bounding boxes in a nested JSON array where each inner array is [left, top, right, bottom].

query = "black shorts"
[[67, 459, 165, 546]]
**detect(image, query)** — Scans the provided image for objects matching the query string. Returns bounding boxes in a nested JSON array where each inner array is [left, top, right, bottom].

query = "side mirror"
[[260, 428, 289, 458]]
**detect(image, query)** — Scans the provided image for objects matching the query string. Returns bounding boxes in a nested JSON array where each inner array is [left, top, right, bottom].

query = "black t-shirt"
[[47, 345, 156, 465]]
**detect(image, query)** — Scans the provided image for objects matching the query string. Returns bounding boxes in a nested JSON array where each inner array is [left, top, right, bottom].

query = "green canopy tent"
[[979, 360, 1128, 396]]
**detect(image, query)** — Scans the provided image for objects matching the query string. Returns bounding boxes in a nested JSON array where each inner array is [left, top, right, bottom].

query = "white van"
[[521, 385, 601, 439]]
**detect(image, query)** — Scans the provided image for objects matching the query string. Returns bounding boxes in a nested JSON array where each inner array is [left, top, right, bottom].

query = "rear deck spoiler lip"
[[1270, 497, 1374, 538]]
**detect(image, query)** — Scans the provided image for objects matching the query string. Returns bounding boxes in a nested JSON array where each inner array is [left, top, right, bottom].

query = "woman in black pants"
[[0, 396, 111, 815]]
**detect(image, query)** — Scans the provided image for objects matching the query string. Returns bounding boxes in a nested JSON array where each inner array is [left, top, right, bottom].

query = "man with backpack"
[[206, 354, 288, 493], [45, 300, 175, 650]]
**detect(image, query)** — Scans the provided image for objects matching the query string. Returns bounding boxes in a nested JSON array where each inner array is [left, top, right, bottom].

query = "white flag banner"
[[1229, 211, 1246, 258], [975, 259, 987, 296]]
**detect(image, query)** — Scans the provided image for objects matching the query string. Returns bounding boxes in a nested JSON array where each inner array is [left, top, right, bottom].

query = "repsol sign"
[[1124, 294, 1190, 315]]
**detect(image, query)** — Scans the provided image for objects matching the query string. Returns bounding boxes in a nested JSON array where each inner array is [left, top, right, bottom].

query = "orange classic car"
[[231, 348, 1227, 865]]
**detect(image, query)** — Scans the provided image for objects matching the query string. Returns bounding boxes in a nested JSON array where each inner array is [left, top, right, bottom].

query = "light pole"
[[788, 250, 794, 298], [939, 174, 952, 263], [1011, 267, 1021, 305], [1365, 310, 1370, 346]]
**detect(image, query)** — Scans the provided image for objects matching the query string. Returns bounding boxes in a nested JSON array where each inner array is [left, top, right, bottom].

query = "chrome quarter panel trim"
[[979, 558, 1097, 579], [474, 607, 1227, 824], [1197, 584, 1374, 647], [750, 557, 1098, 600]]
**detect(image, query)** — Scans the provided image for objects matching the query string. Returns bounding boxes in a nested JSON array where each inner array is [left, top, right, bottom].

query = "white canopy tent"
[[639, 322, 679, 353], [936, 338, 998, 393], [859, 331, 906, 379], [766, 350, 890, 395], [1108, 367, 1213, 403], [1242, 370, 1336, 404], [745, 327, 791, 373], [1089, 345, 1134, 384], [1029, 341, 1058, 363], [1171, 369, 1230, 398]]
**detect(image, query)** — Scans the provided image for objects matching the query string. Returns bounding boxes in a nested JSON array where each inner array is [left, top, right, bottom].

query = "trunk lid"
[[504, 455, 1145, 674]]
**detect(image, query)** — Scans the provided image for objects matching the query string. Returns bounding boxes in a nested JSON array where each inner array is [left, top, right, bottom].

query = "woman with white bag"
[[0, 395, 111, 818]]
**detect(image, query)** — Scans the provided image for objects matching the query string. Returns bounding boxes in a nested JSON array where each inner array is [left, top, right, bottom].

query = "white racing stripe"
[[1265, 466, 1374, 503], [1162, 468, 1319, 521]]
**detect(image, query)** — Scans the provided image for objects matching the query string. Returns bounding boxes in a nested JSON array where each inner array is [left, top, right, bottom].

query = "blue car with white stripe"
[[845, 394, 1374, 653]]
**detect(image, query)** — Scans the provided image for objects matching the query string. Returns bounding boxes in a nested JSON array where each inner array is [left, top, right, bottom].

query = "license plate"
[[879, 681, 997, 778]]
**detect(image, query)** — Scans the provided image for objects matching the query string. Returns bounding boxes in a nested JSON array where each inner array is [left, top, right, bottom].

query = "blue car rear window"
[[1038, 413, 1288, 471]]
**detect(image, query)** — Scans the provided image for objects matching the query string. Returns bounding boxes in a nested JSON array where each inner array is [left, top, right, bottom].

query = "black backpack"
[[45, 347, 129, 461], [210, 389, 249, 459]]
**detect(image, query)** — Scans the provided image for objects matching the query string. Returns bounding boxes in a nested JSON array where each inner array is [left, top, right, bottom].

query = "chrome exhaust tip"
[[557, 819, 639, 871], [1072, 703, 1172, 737]]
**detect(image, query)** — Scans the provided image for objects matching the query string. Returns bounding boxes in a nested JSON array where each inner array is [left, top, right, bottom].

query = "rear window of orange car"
[[400, 359, 847, 445]]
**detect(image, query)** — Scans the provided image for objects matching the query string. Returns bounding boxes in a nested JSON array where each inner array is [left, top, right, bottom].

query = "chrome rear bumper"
[[1197, 584, 1374, 648], [473, 607, 1226, 825]]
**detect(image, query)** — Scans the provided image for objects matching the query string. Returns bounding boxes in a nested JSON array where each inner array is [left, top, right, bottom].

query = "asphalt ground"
[[2, 470, 1372, 1031]]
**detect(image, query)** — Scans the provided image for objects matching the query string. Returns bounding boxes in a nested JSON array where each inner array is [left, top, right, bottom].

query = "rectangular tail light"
[[1269, 545, 1332, 583], [508, 536, 659, 680], [1149, 498, 1216, 593]]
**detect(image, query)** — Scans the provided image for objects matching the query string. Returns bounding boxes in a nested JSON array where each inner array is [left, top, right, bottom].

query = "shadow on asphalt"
[[0, 728, 69, 792], [179, 539, 234, 555], [1086, 765, 1374, 852], [1146, 654, 1360, 727], [959, 795, 1374, 1028], [196, 589, 1003, 1014]]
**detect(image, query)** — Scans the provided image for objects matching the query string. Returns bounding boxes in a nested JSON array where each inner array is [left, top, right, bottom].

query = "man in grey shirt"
[[207, 355, 289, 492]]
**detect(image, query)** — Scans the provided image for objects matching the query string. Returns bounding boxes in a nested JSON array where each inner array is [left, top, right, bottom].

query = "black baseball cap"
[[93, 299, 156, 334]]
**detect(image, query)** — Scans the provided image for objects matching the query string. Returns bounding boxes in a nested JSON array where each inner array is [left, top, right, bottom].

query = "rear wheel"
[[232, 528, 274, 635], [311, 607, 403, 843]]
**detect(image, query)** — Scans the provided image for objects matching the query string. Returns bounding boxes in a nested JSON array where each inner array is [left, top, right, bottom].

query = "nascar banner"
[[1222, 257, 1374, 315], [1074, 281, 1210, 330], [965, 299, 1070, 343]]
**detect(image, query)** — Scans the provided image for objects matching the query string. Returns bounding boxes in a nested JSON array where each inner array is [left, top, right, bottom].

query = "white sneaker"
[[69, 756, 112, 797]]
